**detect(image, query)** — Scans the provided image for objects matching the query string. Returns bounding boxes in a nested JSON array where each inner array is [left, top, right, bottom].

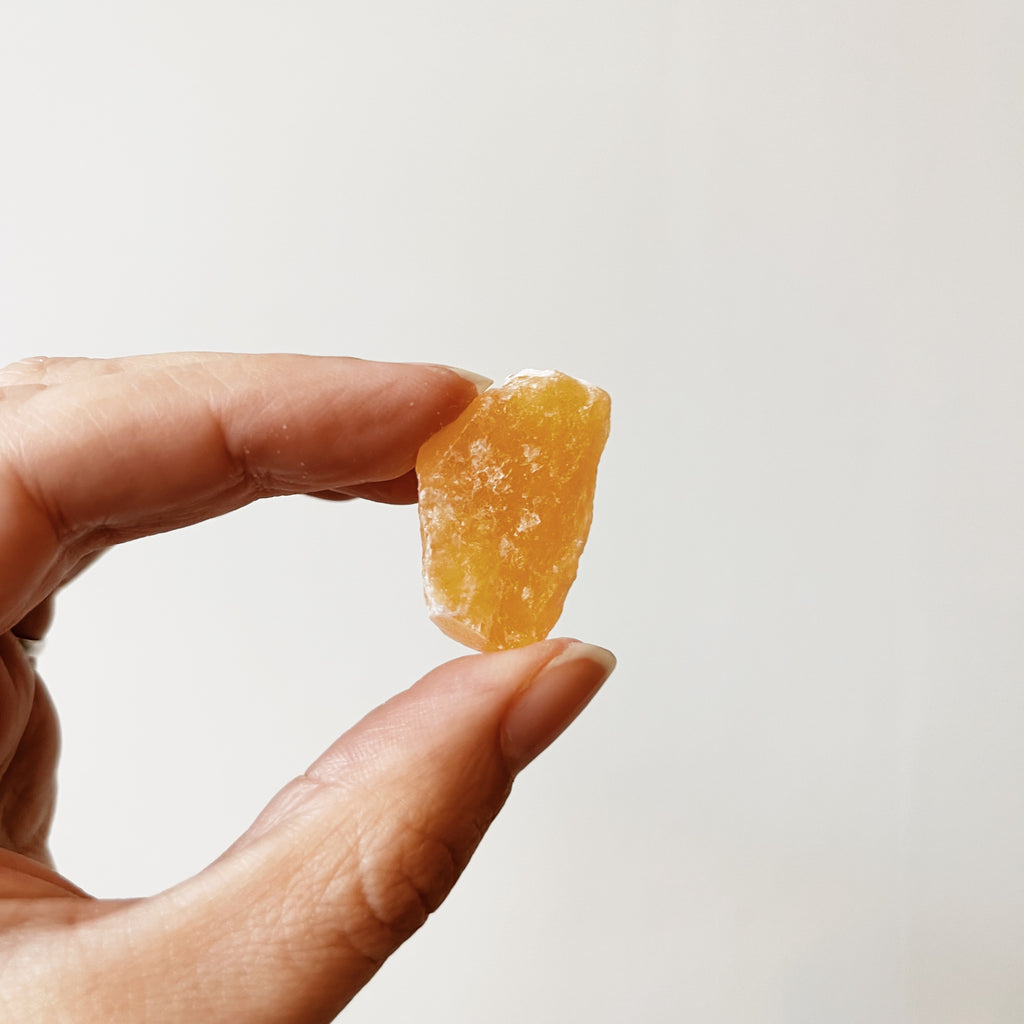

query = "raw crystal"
[[417, 369, 611, 651]]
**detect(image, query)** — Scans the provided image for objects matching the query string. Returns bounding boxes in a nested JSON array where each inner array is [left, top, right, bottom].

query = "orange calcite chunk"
[[417, 369, 611, 651]]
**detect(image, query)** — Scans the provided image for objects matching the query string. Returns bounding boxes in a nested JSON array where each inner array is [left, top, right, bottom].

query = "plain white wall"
[[2, 2, 1023, 1021]]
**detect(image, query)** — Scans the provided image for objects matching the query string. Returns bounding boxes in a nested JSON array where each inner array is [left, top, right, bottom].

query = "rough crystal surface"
[[417, 369, 611, 651]]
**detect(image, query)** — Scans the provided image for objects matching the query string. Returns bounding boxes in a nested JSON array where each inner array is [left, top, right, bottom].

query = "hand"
[[0, 353, 615, 1022]]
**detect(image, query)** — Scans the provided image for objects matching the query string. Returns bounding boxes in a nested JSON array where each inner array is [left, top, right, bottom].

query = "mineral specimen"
[[417, 369, 610, 651]]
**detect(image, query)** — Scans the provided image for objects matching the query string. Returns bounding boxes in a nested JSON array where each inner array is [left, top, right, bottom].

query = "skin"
[[0, 353, 615, 1023]]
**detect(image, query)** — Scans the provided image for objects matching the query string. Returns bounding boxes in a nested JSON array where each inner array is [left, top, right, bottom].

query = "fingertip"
[[500, 640, 616, 773]]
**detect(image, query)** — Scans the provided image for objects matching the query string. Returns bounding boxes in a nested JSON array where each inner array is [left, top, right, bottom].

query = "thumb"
[[132, 638, 613, 1023]]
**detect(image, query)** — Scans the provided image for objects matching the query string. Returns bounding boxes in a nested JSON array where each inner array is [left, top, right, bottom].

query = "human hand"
[[0, 353, 615, 1022]]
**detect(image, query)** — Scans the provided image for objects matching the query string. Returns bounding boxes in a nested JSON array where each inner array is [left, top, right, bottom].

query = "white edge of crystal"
[[495, 368, 598, 389]]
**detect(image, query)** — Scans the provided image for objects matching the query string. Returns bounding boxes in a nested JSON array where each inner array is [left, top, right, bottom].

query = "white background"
[[2, 2, 1023, 1021]]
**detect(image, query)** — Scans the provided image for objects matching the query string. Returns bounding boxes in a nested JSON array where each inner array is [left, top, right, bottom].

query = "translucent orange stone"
[[417, 369, 611, 651]]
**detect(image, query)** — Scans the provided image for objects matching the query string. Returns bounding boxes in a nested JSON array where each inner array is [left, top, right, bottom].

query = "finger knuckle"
[[0, 356, 78, 388], [342, 822, 460, 965]]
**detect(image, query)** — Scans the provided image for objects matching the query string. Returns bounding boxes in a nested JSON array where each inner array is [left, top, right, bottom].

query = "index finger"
[[0, 352, 488, 632]]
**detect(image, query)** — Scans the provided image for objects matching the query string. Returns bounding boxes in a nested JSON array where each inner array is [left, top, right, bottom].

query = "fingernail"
[[434, 365, 493, 394], [502, 642, 616, 772]]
